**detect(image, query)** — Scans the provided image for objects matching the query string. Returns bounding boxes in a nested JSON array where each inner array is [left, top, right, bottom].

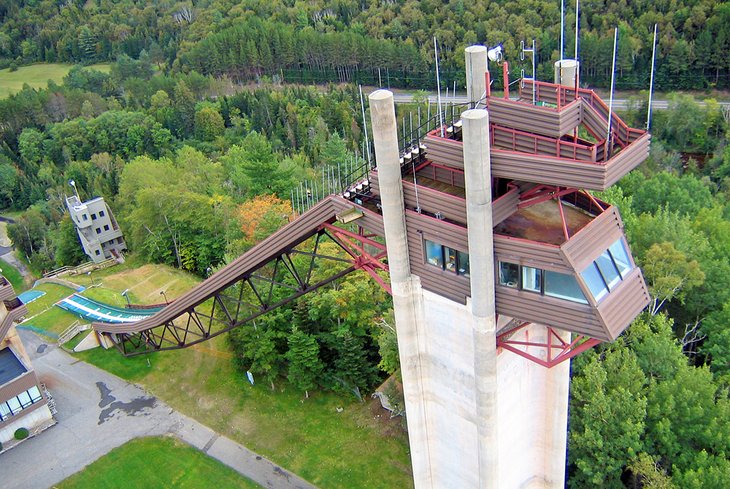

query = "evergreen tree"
[[286, 326, 323, 398]]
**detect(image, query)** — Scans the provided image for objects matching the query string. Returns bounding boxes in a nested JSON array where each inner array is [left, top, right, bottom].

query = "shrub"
[[8, 61, 18, 72], [14, 427, 29, 440]]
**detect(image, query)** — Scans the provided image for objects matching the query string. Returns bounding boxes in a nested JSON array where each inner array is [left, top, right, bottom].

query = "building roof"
[[0, 347, 27, 385]]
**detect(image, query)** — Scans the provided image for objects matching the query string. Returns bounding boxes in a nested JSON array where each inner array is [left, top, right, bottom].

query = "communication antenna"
[[520, 40, 537, 105], [607, 27, 618, 157], [574, 0, 580, 60], [647, 24, 658, 130], [434, 37, 444, 137], [560, 0, 565, 60], [359, 85, 372, 164]]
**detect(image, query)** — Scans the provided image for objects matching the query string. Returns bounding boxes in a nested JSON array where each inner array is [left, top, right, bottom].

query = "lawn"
[[0, 256, 23, 291], [62, 261, 413, 489], [0, 62, 110, 98], [56, 436, 261, 489]]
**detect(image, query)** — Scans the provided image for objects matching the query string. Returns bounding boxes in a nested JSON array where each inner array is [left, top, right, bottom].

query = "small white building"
[[1, 275, 55, 446], [65, 195, 126, 263]]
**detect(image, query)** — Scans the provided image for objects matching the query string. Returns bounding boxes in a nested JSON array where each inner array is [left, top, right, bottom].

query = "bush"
[[8, 61, 18, 72], [14, 427, 29, 440]]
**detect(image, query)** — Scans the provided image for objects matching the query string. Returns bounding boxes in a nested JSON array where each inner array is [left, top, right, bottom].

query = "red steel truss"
[[496, 322, 601, 368]]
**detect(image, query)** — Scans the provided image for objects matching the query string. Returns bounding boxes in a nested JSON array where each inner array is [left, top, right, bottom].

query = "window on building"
[[498, 261, 588, 304], [96, 228, 101, 234], [545, 271, 587, 304], [579, 238, 634, 302], [95, 250, 101, 256], [425, 240, 443, 268], [499, 262, 519, 288], [457, 251, 470, 277], [0, 386, 44, 421], [99, 210, 105, 217], [91, 213, 97, 220], [522, 266, 542, 293], [425, 240, 469, 276], [103, 224, 109, 231], [82, 214, 88, 221]]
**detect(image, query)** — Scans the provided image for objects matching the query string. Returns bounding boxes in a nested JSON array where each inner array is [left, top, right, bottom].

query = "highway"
[[390, 92, 730, 111]]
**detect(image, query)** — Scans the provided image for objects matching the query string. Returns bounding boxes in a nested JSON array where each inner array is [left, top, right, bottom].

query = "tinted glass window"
[[545, 271, 588, 304], [28, 386, 42, 402], [522, 266, 542, 293], [425, 240, 443, 268], [609, 239, 632, 277], [17, 390, 32, 408], [7, 396, 21, 414], [445, 247, 457, 272], [457, 251, 470, 277], [499, 262, 519, 287], [581, 263, 608, 301], [596, 251, 621, 290]]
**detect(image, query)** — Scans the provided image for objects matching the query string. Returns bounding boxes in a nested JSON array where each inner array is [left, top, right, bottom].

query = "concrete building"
[[66, 195, 126, 263], [0, 275, 54, 446]]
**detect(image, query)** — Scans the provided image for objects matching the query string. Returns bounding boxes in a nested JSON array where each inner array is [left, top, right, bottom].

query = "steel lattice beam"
[[112, 226, 388, 356]]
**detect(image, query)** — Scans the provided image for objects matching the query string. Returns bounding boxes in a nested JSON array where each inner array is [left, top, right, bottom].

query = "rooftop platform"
[[422, 80, 650, 191], [494, 200, 593, 246], [0, 348, 26, 385]]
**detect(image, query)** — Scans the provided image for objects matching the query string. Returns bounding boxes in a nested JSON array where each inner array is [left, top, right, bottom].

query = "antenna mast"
[[607, 27, 618, 157], [359, 85, 372, 165], [560, 0, 565, 60], [434, 37, 444, 137], [647, 24, 658, 130], [574, 0, 580, 60]]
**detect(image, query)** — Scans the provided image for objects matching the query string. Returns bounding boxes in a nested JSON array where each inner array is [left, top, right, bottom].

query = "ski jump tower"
[[369, 46, 650, 488], [93, 45, 651, 489]]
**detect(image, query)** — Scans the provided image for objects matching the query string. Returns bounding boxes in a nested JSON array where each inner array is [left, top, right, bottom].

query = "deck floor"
[[494, 200, 594, 245], [404, 174, 466, 199]]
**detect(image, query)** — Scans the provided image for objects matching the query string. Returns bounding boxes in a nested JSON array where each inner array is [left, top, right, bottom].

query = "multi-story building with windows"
[[0, 274, 54, 446], [66, 195, 126, 263]]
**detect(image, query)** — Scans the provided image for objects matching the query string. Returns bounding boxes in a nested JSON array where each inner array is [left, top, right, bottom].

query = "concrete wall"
[[414, 290, 569, 489], [496, 324, 570, 488], [0, 404, 53, 445]]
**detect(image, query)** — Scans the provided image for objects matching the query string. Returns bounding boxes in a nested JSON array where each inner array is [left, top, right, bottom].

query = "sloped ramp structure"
[[94, 196, 387, 355]]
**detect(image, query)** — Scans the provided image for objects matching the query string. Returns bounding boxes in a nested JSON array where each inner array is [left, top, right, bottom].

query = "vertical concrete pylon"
[[369, 89, 433, 488], [465, 46, 488, 107], [461, 108, 499, 488]]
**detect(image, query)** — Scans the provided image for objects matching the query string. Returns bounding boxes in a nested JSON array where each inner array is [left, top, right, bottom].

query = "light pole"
[[121, 289, 131, 307], [69, 179, 80, 201], [160, 290, 169, 304], [87, 271, 95, 286]]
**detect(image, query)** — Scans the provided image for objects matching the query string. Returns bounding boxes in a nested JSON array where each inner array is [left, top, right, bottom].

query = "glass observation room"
[[580, 239, 633, 302], [499, 262, 588, 304]]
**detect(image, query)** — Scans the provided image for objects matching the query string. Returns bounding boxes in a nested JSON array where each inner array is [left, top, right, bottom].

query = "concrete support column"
[[369, 89, 433, 488], [461, 108, 498, 488], [465, 46, 488, 108], [544, 329, 571, 488], [554, 59, 580, 87]]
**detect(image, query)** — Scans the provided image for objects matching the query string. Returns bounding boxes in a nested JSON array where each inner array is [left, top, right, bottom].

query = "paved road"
[[390, 92, 730, 111], [0, 331, 316, 489]]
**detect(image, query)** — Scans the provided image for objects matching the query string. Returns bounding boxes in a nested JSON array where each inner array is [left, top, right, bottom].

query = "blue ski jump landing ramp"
[[56, 294, 163, 324]]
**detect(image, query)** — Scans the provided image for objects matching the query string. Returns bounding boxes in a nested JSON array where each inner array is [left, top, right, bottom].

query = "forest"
[[0, 1, 729, 488], [0, 0, 729, 89]]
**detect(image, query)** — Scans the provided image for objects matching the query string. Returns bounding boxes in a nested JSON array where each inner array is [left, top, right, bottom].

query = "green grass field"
[[0, 256, 23, 291], [51, 261, 414, 489], [56, 436, 261, 489], [0, 62, 110, 98]]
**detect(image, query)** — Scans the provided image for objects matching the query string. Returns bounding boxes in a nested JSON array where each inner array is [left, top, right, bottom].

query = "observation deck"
[[360, 80, 650, 342], [423, 80, 650, 191]]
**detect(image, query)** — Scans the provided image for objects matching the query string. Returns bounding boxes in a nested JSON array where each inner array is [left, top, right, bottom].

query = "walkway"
[[0, 330, 316, 489]]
